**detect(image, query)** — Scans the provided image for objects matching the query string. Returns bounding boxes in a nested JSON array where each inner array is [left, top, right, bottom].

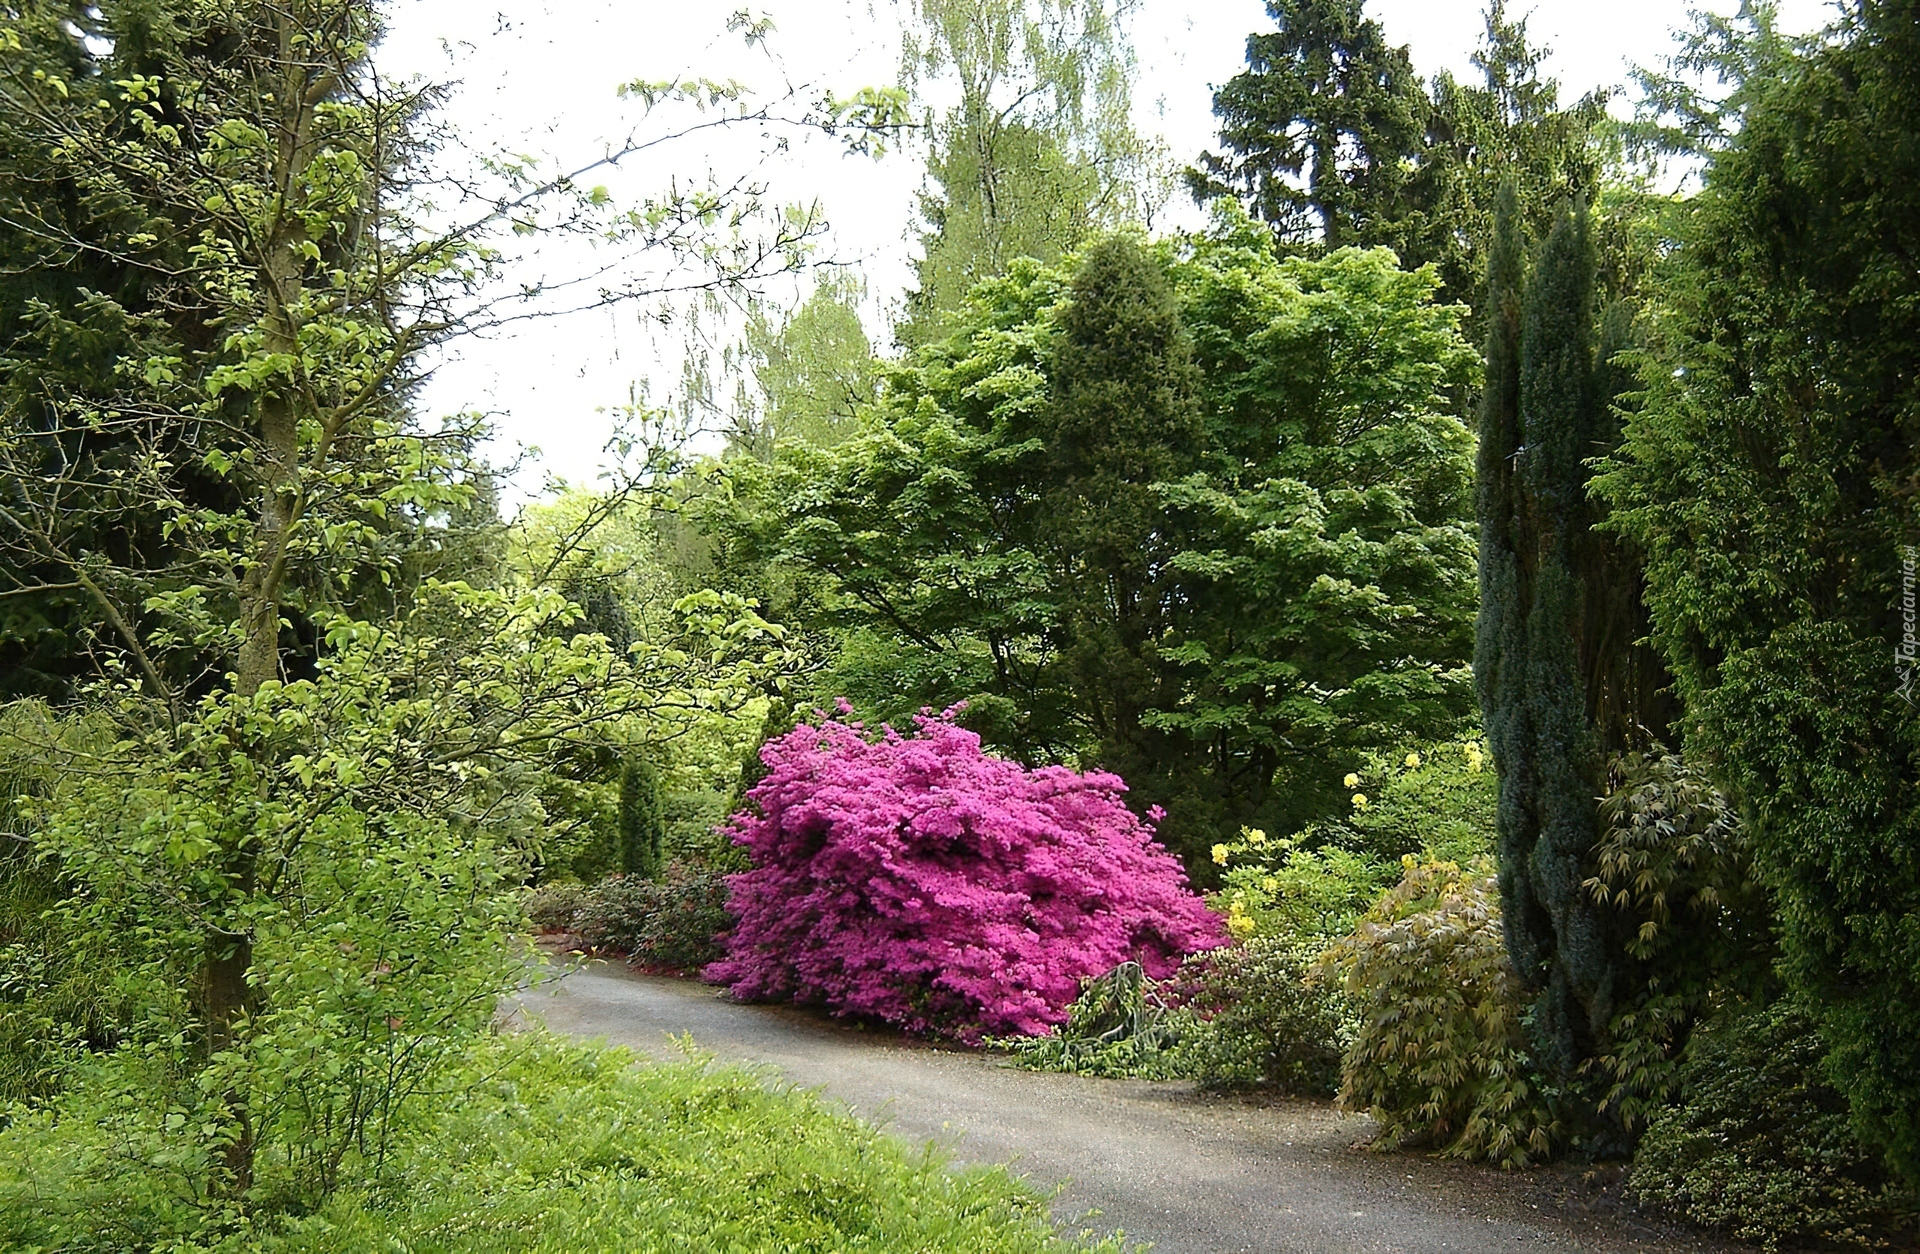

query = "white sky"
[[378, 0, 1837, 503]]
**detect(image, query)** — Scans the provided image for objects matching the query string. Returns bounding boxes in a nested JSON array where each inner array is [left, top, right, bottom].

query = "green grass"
[[0, 1031, 1118, 1253]]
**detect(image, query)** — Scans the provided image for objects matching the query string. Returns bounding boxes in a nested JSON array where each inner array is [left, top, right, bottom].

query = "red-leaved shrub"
[[705, 707, 1227, 1039]]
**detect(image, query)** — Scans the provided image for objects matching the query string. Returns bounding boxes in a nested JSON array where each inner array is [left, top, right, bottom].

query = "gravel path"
[[511, 958, 1738, 1254]]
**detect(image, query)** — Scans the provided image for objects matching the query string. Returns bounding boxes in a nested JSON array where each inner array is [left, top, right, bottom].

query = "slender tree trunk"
[[207, 6, 327, 1194]]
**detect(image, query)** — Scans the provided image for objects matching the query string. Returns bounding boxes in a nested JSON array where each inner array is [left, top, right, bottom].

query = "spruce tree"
[[618, 754, 668, 880], [1188, 0, 1425, 251]]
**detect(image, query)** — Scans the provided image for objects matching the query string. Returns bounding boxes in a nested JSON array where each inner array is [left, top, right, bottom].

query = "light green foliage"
[[721, 224, 1479, 869], [1341, 738, 1497, 865], [0, 703, 134, 1101], [0, 580, 787, 1214], [709, 255, 1078, 759], [896, 0, 1156, 346], [1154, 228, 1480, 847], [1319, 858, 1561, 1168], [507, 489, 790, 880], [1209, 829, 1395, 946], [726, 273, 880, 456], [0, 1031, 1115, 1252], [1628, 1002, 1918, 1250], [1207, 738, 1493, 943]]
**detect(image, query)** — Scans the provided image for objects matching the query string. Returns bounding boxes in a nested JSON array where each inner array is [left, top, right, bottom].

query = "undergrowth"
[[0, 1031, 1119, 1253]]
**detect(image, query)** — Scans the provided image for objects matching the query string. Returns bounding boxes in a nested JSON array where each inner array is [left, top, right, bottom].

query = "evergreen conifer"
[[618, 755, 668, 880], [1478, 192, 1663, 1098]]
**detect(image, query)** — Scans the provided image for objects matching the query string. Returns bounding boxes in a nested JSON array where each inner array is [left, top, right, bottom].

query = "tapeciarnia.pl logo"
[[1899, 545, 1918, 706]]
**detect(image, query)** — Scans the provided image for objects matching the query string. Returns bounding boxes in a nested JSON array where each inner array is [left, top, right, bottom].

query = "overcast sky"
[[378, 0, 1837, 503]]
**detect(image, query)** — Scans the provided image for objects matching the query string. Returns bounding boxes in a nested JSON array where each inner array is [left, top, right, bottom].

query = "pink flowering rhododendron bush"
[[705, 708, 1227, 1039]]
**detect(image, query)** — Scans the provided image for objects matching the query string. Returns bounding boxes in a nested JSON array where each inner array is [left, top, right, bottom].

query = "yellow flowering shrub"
[[1331, 736, 1495, 863], [1208, 828, 1395, 944]]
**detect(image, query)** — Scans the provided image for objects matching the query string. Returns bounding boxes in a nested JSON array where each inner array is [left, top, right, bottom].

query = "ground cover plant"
[[0, 1031, 1117, 1253], [708, 707, 1226, 1039]]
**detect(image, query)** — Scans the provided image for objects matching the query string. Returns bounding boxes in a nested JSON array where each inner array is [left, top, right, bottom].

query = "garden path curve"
[[512, 959, 1738, 1254]]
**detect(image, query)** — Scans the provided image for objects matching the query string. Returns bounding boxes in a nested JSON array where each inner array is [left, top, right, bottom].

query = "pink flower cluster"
[[705, 707, 1226, 1039]]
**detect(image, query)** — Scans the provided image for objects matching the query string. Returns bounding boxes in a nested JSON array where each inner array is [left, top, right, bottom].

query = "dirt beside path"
[[511, 958, 1740, 1254]]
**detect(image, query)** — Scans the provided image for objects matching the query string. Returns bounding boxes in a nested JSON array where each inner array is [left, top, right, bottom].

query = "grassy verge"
[[1, 1031, 1118, 1253]]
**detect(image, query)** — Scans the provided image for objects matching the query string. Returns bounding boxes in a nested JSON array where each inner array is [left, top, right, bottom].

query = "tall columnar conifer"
[[618, 754, 668, 880], [1044, 236, 1203, 826], [1478, 190, 1660, 1091]]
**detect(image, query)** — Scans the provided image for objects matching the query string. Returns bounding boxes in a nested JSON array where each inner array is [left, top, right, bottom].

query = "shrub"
[[1629, 1001, 1918, 1250], [526, 881, 588, 932], [0, 1031, 1117, 1253], [993, 961, 1186, 1080], [708, 708, 1226, 1040], [1210, 828, 1396, 944], [1167, 937, 1355, 1095], [1318, 857, 1560, 1167], [573, 861, 732, 972], [1334, 737, 1498, 864], [1584, 751, 1769, 1135]]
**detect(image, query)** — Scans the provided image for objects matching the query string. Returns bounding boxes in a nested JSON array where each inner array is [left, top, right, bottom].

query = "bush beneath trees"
[[1319, 858, 1560, 1168], [707, 709, 1225, 1039], [526, 862, 733, 974], [527, 881, 590, 932], [575, 862, 733, 972], [1628, 1001, 1918, 1250], [1166, 937, 1354, 1095]]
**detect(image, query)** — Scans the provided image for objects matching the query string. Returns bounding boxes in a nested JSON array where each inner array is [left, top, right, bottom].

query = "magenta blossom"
[[705, 708, 1226, 1040]]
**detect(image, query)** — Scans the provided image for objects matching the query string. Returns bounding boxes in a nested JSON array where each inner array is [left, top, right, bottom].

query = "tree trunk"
[[205, 6, 326, 1194]]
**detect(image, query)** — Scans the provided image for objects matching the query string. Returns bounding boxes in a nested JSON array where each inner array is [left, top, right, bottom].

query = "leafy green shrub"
[[993, 961, 1186, 1080], [526, 882, 588, 932], [1166, 936, 1354, 1095], [999, 942, 1354, 1095], [574, 861, 732, 972], [1207, 738, 1495, 944], [0, 1031, 1116, 1253], [1336, 737, 1497, 864], [1210, 829, 1395, 944], [1583, 751, 1768, 1134], [0, 703, 136, 1103], [1319, 857, 1561, 1167], [1629, 1002, 1918, 1250]]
